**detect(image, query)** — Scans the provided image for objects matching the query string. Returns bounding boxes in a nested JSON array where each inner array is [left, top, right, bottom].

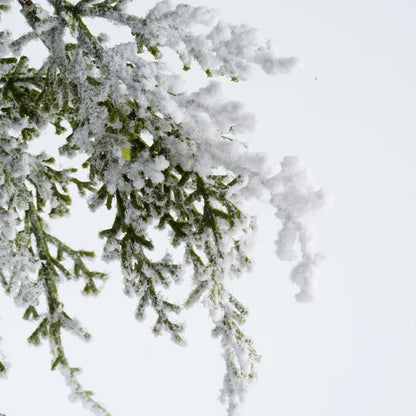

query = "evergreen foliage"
[[0, 0, 328, 414]]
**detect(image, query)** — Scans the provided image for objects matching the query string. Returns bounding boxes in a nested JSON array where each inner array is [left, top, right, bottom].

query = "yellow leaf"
[[121, 148, 131, 161]]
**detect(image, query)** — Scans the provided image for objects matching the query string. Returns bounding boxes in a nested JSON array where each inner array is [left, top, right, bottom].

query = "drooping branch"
[[27, 202, 110, 416]]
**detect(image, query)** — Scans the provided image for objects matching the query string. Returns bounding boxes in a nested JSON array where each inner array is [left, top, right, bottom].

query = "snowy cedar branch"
[[0, 0, 328, 415]]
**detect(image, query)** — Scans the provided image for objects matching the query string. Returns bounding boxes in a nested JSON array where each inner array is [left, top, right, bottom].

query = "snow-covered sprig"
[[0, 1, 328, 415], [100, 187, 186, 344], [25, 201, 109, 414], [0, 18, 107, 410], [80, 0, 299, 81]]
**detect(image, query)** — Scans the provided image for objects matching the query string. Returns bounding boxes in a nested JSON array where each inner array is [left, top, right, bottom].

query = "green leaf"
[[51, 355, 64, 371], [0, 57, 17, 64], [147, 45, 161, 59], [185, 280, 209, 307], [23, 305, 40, 321]]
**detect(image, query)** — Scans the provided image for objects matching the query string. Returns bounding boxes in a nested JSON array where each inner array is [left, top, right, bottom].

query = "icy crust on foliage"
[[81, 0, 300, 80], [203, 284, 259, 416], [1, 1, 328, 415], [59, 365, 109, 416], [136, 1, 300, 80], [0, 21, 106, 413], [0, 42, 42, 309], [0, 55, 74, 309]]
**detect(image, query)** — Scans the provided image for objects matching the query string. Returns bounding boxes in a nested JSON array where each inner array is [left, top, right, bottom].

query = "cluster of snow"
[[137, 1, 301, 79], [269, 156, 329, 302]]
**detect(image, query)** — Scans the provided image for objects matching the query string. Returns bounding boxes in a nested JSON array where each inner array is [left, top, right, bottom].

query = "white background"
[[1, 0, 416, 415]]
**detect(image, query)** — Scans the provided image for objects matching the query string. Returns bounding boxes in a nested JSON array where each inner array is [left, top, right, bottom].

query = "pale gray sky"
[[1, 1, 416, 415]]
